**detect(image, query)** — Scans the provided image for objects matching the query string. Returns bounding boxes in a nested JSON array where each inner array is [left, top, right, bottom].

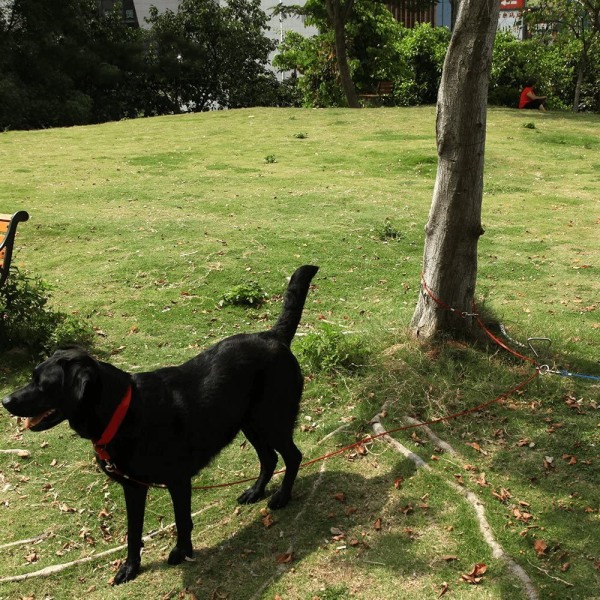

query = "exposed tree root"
[[0, 532, 51, 551], [371, 413, 539, 600], [0, 448, 31, 458]]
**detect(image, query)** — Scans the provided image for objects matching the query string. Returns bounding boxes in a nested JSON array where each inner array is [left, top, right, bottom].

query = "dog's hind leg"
[[237, 425, 278, 505], [114, 484, 148, 584], [267, 438, 302, 510], [166, 479, 194, 565]]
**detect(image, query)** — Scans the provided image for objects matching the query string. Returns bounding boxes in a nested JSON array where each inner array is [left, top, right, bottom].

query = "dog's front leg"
[[166, 479, 194, 565], [114, 483, 148, 585]]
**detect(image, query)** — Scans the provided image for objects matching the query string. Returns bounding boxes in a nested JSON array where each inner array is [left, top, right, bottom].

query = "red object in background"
[[500, 0, 525, 9]]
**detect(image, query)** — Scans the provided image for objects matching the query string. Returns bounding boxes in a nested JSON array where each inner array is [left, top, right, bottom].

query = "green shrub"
[[375, 218, 403, 241], [0, 269, 94, 356], [489, 32, 575, 111], [219, 281, 268, 307], [391, 23, 450, 106], [294, 323, 370, 375]]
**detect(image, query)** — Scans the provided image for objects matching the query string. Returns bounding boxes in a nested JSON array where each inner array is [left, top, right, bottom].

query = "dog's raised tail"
[[271, 265, 319, 346]]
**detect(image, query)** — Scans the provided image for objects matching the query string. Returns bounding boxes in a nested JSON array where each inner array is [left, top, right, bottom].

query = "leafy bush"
[[489, 32, 575, 110], [375, 218, 403, 241], [391, 23, 450, 106], [294, 323, 370, 374], [0, 269, 94, 356], [274, 32, 347, 108], [219, 281, 268, 307]]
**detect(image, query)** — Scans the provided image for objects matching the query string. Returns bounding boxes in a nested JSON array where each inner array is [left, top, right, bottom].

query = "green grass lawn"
[[0, 107, 598, 599]]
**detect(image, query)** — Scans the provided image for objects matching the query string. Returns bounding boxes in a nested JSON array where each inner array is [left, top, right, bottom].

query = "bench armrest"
[[0, 210, 30, 287]]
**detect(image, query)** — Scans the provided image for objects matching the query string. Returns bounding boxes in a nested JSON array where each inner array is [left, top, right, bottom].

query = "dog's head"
[[2, 347, 102, 437]]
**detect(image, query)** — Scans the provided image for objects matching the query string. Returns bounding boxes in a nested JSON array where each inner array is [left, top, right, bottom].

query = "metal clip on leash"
[[527, 337, 552, 374]]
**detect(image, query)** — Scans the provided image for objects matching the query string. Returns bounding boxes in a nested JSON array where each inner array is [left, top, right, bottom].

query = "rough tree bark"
[[325, 0, 360, 108], [411, 0, 500, 338]]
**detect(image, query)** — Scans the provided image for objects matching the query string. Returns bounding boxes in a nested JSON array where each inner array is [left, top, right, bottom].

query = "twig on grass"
[[0, 502, 219, 584], [316, 422, 353, 445], [526, 560, 575, 587], [0, 532, 51, 551]]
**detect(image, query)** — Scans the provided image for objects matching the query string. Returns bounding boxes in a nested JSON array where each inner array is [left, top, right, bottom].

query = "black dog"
[[3, 265, 318, 584]]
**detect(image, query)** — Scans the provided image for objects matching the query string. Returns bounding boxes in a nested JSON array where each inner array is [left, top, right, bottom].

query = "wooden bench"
[[0, 211, 29, 287], [359, 81, 395, 105]]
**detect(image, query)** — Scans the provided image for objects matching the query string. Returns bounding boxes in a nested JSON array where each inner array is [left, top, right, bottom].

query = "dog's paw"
[[237, 487, 264, 505], [168, 545, 194, 565], [112, 560, 140, 585], [267, 490, 290, 510]]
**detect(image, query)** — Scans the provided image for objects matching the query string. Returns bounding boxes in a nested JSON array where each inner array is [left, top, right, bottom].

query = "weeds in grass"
[[294, 323, 371, 375], [374, 218, 403, 241], [264, 154, 277, 163], [293, 132, 308, 139], [523, 122, 536, 129], [218, 281, 268, 307]]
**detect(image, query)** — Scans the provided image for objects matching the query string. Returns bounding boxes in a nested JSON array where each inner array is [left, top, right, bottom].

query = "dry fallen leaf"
[[374, 518, 382, 531], [262, 513, 274, 528], [466, 442, 487, 455], [493, 488, 512, 503], [356, 443, 368, 456], [438, 582, 450, 597], [333, 492, 346, 503], [276, 552, 293, 564], [441, 555, 458, 562], [534, 539, 548, 557], [461, 563, 487, 584]]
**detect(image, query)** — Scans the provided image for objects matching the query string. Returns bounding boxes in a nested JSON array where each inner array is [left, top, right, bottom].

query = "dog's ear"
[[70, 363, 97, 404]]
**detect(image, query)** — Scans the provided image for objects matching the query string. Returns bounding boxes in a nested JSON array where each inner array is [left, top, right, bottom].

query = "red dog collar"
[[93, 385, 132, 462]]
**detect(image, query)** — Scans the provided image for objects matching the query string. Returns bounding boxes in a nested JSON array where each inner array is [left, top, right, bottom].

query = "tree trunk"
[[572, 57, 585, 112], [410, 0, 500, 339], [326, 0, 360, 108]]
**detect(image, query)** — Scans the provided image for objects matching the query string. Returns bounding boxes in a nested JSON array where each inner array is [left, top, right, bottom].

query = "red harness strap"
[[93, 385, 132, 462]]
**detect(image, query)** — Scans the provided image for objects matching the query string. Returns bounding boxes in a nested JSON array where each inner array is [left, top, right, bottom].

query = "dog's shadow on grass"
[[150, 464, 422, 598]]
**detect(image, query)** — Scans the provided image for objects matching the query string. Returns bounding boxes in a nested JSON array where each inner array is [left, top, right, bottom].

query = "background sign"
[[500, 0, 525, 8]]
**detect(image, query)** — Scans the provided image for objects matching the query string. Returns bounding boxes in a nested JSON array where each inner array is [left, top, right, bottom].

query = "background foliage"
[[1, 0, 599, 129], [0, 0, 278, 130], [275, 0, 600, 112]]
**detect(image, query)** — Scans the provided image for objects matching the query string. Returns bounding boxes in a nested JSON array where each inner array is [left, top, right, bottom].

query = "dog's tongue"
[[25, 410, 54, 429]]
